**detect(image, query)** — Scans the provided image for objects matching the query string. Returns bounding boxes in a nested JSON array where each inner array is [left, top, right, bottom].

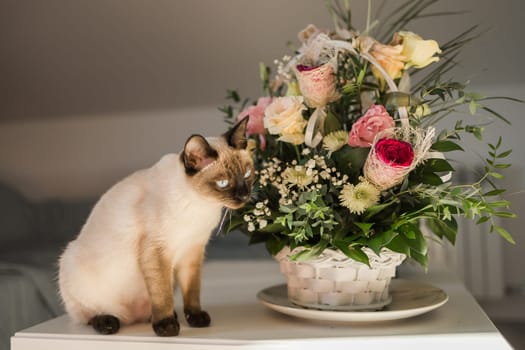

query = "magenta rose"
[[375, 138, 414, 167], [348, 104, 395, 147], [237, 97, 273, 149], [364, 137, 415, 190]]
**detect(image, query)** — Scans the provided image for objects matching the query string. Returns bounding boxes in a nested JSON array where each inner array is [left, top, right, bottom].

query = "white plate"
[[257, 279, 448, 322]]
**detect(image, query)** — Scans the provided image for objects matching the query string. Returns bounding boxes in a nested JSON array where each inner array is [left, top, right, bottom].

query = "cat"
[[58, 117, 253, 336]]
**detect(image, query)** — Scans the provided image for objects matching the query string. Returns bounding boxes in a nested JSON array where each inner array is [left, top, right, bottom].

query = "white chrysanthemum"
[[323, 130, 349, 153], [339, 181, 381, 215], [281, 166, 314, 189]]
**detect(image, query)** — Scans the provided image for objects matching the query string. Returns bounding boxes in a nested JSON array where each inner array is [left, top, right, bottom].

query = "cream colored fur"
[[58, 151, 224, 325]]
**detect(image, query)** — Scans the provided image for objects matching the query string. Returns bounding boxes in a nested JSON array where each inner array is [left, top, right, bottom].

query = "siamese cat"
[[58, 117, 253, 336]]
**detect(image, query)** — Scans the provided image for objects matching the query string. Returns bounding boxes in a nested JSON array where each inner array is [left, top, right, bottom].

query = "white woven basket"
[[275, 247, 406, 311]]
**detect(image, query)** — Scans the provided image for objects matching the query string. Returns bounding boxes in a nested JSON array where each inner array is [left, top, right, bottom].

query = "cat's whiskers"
[[215, 207, 231, 236]]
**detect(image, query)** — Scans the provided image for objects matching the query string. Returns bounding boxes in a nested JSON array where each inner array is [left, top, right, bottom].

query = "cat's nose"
[[234, 185, 251, 203], [237, 194, 249, 202]]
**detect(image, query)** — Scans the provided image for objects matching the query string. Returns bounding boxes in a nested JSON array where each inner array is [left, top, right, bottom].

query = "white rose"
[[264, 96, 307, 145]]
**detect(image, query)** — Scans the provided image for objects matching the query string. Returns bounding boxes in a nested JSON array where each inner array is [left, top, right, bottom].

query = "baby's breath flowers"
[[259, 155, 347, 207], [243, 200, 271, 232]]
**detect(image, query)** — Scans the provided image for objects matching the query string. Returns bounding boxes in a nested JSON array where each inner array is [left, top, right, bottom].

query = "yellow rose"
[[264, 96, 307, 145], [359, 36, 405, 81], [394, 31, 441, 69]]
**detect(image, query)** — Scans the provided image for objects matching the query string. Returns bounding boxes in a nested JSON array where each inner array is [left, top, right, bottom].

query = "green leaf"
[[488, 172, 504, 179], [290, 248, 315, 261], [385, 235, 411, 256], [224, 214, 244, 233], [226, 89, 241, 103], [493, 212, 517, 219], [401, 227, 416, 240], [324, 110, 342, 134], [494, 226, 515, 244], [290, 241, 328, 261], [496, 136, 502, 148], [469, 100, 478, 115], [489, 200, 511, 208], [266, 237, 286, 256], [410, 250, 429, 270], [368, 230, 398, 254], [427, 218, 457, 244], [333, 243, 370, 266], [476, 216, 490, 224], [494, 163, 511, 169], [354, 222, 374, 235], [432, 140, 464, 152], [427, 158, 455, 172], [364, 201, 397, 221], [496, 149, 513, 158], [399, 224, 428, 255], [481, 106, 511, 125], [473, 129, 483, 140], [259, 223, 286, 233], [279, 205, 295, 214], [420, 172, 444, 186], [483, 189, 506, 196], [332, 146, 370, 176]]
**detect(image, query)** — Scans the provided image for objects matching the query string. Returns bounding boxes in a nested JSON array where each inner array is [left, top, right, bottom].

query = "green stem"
[[294, 145, 301, 161], [366, 0, 372, 34]]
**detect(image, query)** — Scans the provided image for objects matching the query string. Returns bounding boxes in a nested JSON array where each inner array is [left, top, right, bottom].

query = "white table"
[[11, 260, 512, 349]]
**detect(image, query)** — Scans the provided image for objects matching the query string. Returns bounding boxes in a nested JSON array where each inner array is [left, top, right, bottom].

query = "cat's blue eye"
[[216, 179, 229, 188], [244, 169, 252, 179]]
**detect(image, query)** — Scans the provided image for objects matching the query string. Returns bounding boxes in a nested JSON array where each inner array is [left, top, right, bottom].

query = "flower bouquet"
[[220, 0, 516, 309]]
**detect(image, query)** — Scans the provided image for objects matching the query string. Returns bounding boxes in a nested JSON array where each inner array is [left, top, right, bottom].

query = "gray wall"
[[1, 0, 523, 121]]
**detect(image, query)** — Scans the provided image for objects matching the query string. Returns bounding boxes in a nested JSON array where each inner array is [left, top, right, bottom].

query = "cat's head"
[[180, 117, 254, 209]]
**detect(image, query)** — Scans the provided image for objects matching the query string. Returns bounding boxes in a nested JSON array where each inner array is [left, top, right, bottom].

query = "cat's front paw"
[[89, 315, 120, 335], [152, 315, 180, 336], [184, 308, 211, 328]]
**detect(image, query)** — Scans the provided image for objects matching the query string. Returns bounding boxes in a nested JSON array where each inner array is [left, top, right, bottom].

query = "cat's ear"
[[223, 116, 249, 150], [181, 135, 218, 174]]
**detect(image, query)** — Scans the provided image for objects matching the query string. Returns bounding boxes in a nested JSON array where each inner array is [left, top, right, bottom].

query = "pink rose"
[[295, 63, 339, 108], [348, 104, 395, 147], [237, 97, 273, 149]]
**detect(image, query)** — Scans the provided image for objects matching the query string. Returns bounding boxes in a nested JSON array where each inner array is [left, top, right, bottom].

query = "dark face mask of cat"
[[212, 162, 254, 209], [181, 116, 254, 209]]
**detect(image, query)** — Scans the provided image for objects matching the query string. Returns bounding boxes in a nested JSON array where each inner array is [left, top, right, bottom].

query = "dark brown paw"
[[152, 315, 180, 337], [184, 309, 211, 328], [89, 315, 120, 335]]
